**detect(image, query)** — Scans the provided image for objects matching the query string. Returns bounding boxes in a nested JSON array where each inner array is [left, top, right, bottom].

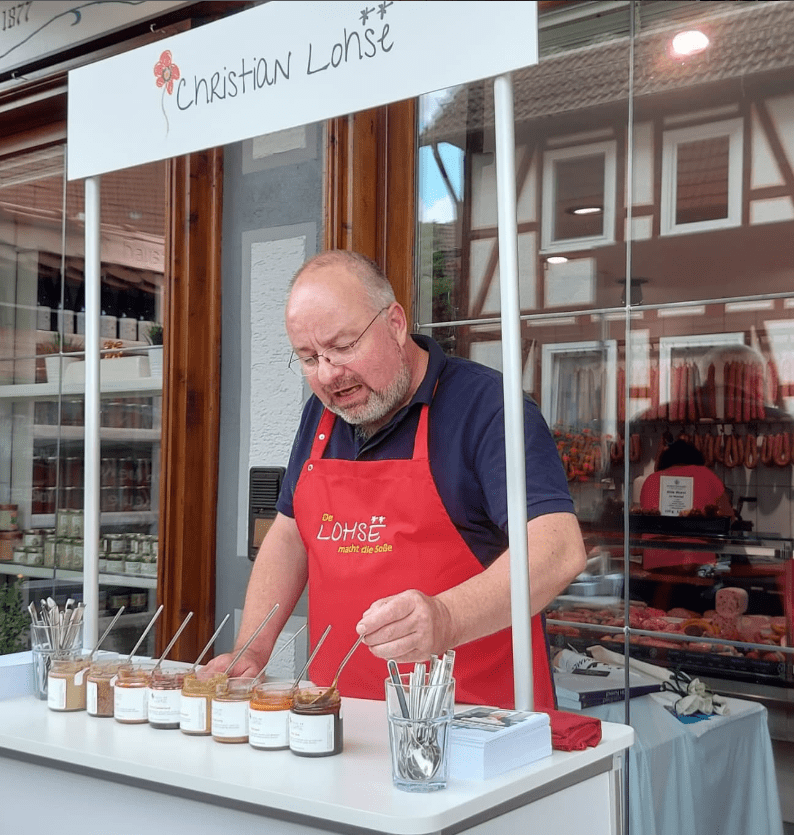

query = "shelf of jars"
[[31, 511, 158, 528], [0, 377, 162, 400], [0, 561, 156, 589], [33, 426, 161, 443]]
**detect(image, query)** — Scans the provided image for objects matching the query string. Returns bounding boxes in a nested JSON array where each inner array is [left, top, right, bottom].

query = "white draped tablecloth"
[[582, 692, 783, 835]]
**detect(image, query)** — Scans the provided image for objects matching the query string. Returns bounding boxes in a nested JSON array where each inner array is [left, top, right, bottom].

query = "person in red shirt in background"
[[640, 438, 734, 571]]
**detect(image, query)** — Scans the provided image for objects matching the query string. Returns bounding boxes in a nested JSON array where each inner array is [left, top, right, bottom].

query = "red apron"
[[292, 403, 554, 710]]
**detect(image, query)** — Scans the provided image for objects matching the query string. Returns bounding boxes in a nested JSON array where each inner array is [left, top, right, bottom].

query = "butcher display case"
[[546, 523, 793, 690]]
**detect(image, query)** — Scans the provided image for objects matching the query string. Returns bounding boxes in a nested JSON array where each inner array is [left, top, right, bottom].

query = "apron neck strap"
[[310, 408, 337, 457], [310, 400, 432, 461]]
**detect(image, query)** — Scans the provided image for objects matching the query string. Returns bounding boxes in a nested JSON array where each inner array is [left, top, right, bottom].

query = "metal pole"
[[83, 176, 101, 649], [493, 72, 534, 711]]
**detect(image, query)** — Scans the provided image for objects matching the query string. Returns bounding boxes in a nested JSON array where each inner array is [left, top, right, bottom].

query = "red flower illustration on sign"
[[154, 50, 180, 94]]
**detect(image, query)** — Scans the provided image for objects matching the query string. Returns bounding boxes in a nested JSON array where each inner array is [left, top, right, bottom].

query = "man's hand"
[[356, 590, 454, 663], [199, 651, 262, 679]]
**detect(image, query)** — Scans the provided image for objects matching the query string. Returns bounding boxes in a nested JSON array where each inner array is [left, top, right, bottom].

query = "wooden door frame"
[[157, 148, 223, 659], [324, 100, 417, 320]]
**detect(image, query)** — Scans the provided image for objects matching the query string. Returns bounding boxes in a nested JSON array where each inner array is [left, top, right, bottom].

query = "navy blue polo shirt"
[[276, 334, 574, 568]]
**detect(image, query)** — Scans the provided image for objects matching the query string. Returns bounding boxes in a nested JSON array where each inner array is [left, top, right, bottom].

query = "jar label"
[[47, 675, 67, 711], [148, 687, 181, 722], [87, 681, 98, 715], [289, 712, 335, 753], [249, 707, 289, 748], [180, 694, 208, 732], [75, 667, 87, 686], [211, 699, 249, 738], [114, 685, 148, 721]]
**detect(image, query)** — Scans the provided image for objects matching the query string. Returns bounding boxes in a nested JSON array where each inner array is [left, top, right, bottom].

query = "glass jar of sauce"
[[114, 664, 153, 724], [289, 686, 343, 757], [86, 659, 122, 718], [180, 671, 227, 736], [249, 681, 295, 750], [148, 668, 187, 729], [48, 653, 90, 712], [211, 677, 255, 744]]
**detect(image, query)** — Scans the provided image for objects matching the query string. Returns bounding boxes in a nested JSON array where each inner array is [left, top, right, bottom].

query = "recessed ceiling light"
[[569, 206, 602, 216], [547, 256, 569, 265], [671, 30, 710, 58]]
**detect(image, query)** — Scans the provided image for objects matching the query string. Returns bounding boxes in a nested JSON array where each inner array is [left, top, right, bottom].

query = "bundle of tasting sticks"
[[29, 598, 85, 651]]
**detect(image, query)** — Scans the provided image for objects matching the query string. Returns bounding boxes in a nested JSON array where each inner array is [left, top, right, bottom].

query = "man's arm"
[[202, 512, 308, 677], [356, 511, 586, 662]]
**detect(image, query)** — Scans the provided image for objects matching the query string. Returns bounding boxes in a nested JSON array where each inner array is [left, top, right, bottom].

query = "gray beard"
[[328, 361, 412, 439]]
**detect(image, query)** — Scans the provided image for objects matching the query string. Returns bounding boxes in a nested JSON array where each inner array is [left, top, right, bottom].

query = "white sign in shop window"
[[68, 1, 538, 180]]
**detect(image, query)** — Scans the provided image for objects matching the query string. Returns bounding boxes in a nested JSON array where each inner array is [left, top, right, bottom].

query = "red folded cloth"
[[542, 708, 602, 751]]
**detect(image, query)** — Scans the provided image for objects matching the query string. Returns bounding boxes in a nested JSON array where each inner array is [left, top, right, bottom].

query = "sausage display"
[[760, 434, 774, 466], [723, 434, 738, 468], [774, 431, 790, 467], [744, 433, 759, 469]]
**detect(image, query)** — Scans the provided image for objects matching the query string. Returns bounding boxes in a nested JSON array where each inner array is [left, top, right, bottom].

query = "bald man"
[[205, 250, 586, 708]]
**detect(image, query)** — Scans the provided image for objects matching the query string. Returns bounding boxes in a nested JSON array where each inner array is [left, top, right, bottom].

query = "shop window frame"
[[660, 118, 743, 237], [540, 140, 617, 254]]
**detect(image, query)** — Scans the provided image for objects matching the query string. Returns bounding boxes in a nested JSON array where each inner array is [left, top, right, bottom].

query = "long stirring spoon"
[[153, 612, 194, 671], [223, 603, 279, 675], [387, 659, 410, 718], [189, 613, 231, 673], [309, 633, 366, 704], [126, 603, 164, 662], [88, 605, 126, 661], [291, 624, 332, 690], [251, 623, 308, 686]]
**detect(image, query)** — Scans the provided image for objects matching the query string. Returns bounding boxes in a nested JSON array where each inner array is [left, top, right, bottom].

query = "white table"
[[0, 695, 632, 835], [582, 693, 783, 835]]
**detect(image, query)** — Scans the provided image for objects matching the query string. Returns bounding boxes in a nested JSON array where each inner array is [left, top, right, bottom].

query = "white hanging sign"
[[659, 475, 694, 517], [67, 0, 537, 180]]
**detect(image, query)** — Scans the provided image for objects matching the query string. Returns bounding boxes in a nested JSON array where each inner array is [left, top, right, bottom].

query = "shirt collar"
[[352, 333, 446, 453], [408, 333, 446, 407]]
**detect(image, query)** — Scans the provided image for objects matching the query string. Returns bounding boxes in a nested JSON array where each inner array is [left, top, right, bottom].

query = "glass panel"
[[416, 0, 794, 712], [417, 8, 631, 322], [0, 147, 164, 657]]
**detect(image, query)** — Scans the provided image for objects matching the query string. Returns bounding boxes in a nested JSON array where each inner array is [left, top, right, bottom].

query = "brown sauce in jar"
[[289, 686, 343, 757]]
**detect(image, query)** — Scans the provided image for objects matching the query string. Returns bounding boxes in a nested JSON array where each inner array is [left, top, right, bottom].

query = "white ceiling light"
[[546, 256, 569, 264], [671, 30, 710, 57]]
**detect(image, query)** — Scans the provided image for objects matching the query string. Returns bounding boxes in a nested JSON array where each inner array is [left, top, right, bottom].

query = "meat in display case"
[[546, 527, 793, 688]]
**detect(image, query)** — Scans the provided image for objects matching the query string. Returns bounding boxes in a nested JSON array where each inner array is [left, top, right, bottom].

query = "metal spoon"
[[153, 611, 193, 671], [251, 622, 308, 686], [189, 613, 231, 673], [223, 603, 279, 675], [88, 605, 126, 661], [126, 603, 164, 662], [308, 633, 365, 704], [291, 624, 332, 689]]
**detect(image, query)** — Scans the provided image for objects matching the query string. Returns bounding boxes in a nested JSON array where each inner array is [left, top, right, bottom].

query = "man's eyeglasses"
[[288, 307, 389, 377]]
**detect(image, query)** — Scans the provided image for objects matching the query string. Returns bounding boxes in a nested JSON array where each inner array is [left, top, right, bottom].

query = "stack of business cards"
[[448, 706, 552, 780]]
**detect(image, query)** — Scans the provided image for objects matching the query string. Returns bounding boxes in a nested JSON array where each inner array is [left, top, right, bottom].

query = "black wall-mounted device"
[[248, 466, 285, 560]]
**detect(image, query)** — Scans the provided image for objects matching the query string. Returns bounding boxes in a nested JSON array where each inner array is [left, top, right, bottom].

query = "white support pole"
[[493, 73, 534, 711], [83, 176, 101, 650]]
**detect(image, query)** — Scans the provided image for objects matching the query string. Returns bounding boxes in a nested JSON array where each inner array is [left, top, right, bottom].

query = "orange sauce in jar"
[[249, 681, 295, 750]]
